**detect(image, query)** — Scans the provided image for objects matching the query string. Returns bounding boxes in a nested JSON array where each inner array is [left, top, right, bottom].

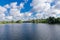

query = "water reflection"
[[0, 23, 60, 40], [21, 24, 32, 40], [4, 25, 10, 40]]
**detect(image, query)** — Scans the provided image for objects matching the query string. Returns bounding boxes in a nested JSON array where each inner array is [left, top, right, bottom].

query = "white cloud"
[[10, 9, 20, 16], [0, 14, 5, 21], [5, 16, 13, 21], [50, 1, 60, 18], [9, 2, 32, 21], [36, 0, 52, 3], [0, 2, 24, 21], [0, 6, 7, 21], [31, 0, 52, 13], [10, 2, 17, 9], [31, 0, 60, 19], [0, 6, 7, 13], [4, 4, 10, 8], [19, 3, 24, 9], [18, 12, 32, 21], [53, 1, 60, 10], [0, 0, 60, 21], [24, 12, 32, 17], [31, 0, 52, 19]]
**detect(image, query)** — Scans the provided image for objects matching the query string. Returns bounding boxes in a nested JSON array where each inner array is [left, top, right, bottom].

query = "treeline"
[[0, 20, 23, 24], [25, 17, 60, 24], [0, 17, 60, 24], [47, 17, 60, 24]]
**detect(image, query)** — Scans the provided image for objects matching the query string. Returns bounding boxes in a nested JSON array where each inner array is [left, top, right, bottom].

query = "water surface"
[[0, 23, 60, 40]]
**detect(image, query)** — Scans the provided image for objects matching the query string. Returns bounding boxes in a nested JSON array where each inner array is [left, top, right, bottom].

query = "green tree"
[[47, 17, 56, 24], [16, 20, 23, 23]]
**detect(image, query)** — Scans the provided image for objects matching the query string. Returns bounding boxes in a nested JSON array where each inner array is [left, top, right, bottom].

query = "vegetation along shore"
[[0, 17, 60, 24]]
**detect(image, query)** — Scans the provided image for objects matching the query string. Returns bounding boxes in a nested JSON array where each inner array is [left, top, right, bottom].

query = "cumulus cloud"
[[0, 6, 7, 21], [10, 2, 17, 9], [0, 6, 7, 13], [0, 14, 5, 21], [5, 2, 32, 21], [0, 0, 60, 21], [31, 0, 53, 15], [31, 0, 60, 19], [4, 4, 10, 8], [50, 1, 60, 18], [5, 16, 13, 21], [0, 2, 25, 21], [19, 3, 24, 9], [31, 0, 52, 19], [10, 9, 20, 16]]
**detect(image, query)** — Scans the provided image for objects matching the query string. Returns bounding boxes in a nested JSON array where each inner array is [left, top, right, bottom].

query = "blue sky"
[[0, 0, 32, 12], [0, 0, 60, 21]]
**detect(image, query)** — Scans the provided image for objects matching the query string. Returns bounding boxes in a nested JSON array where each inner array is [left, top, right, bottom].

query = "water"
[[0, 23, 60, 40]]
